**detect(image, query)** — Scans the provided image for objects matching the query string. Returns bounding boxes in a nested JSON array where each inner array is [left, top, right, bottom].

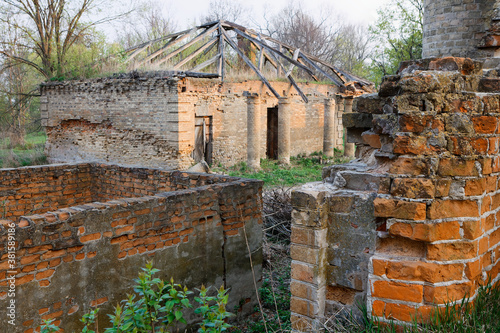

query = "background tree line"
[[0, 0, 423, 149]]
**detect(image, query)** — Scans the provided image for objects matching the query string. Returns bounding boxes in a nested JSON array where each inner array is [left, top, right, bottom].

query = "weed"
[[213, 153, 351, 188], [40, 261, 233, 333], [195, 285, 233, 333]]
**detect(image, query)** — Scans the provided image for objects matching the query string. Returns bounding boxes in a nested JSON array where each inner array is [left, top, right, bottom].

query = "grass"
[[214, 151, 350, 187], [0, 131, 48, 168]]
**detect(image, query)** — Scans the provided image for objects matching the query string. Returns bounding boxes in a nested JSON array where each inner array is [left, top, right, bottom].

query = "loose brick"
[[424, 282, 473, 304], [391, 178, 435, 199], [291, 262, 315, 284], [465, 178, 486, 196], [472, 116, 497, 134], [389, 157, 431, 176], [438, 158, 478, 177], [36, 269, 55, 280], [384, 261, 463, 283], [80, 232, 101, 243], [389, 221, 461, 242]]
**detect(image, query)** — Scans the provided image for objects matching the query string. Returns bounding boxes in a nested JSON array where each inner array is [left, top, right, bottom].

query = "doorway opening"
[[266, 107, 278, 159], [192, 116, 213, 165]]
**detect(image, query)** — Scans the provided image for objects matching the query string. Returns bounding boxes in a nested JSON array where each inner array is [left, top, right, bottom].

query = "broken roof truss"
[[122, 20, 372, 102]]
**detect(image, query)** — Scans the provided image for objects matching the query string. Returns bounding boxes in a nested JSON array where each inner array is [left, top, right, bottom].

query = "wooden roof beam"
[[173, 36, 218, 70], [221, 28, 281, 99]]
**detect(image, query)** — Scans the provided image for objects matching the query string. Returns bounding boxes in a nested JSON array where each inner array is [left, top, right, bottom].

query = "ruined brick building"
[[40, 21, 372, 170], [289, 0, 500, 330], [0, 21, 373, 332], [41, 77, 351, 170]]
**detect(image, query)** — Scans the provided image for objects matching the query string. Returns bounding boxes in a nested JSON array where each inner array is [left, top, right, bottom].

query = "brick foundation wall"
[[0, 163, 263, 332], [0, 164, 93, 218], [290, 57, 500, 330]]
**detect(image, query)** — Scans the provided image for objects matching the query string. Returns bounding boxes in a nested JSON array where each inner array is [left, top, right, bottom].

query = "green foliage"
[[0, 131, 47, 168], [337, 282, 500, 333], [214, 153, 350, 187], [40, 319, 59, 333], [40, 261, 233, 333], [104, 261, 192, 332], [368, 0, 423, 86], [82, 309, 99, 333], [195, 285, 233, 333]]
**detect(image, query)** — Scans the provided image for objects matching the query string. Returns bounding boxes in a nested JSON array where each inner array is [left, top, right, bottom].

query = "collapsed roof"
[[122, 20, 373, 102]]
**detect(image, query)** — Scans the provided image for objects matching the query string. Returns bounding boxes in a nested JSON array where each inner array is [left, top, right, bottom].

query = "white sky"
[[101, 0, 392, 42], [161, 0, 390, 29]]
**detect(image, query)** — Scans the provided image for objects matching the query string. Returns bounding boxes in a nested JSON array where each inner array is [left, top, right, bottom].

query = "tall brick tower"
[[423, 0, 500, 59]]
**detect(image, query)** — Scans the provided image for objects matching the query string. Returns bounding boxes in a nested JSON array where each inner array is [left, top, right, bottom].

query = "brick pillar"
[[292, 57, 500, 330], [323, 98, 336, 157], [343, 97, 355, 157], [278, 97, 291, 165], [335, 95, 345, 151], [290, 190, 328, 331], [246, 94, 261, 170]]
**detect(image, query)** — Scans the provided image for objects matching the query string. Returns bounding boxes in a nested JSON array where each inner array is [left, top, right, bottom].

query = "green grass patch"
[[214, 153, 350, 187], [0, 131, 47, 168]]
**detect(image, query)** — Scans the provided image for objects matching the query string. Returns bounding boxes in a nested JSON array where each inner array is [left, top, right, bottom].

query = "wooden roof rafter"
[[122, 20, 373, 102]]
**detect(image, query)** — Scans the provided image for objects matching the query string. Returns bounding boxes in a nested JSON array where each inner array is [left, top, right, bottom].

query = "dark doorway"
[[267, 107, 278, 159], [192, 116, 213, 165]]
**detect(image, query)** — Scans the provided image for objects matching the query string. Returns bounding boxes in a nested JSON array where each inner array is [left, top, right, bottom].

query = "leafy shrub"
[[40, 261, 233, 333]]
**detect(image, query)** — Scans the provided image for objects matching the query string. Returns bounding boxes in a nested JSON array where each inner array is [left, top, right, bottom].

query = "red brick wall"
[[367, 58, 500, 323], [290, 57, 500, 330], [0, 163, 262, 332], [0, 164, 93, 219]]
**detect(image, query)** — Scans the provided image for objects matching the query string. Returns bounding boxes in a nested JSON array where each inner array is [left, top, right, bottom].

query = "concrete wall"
[[291, 57, 500, 330], [423, 0, 500, 58], [41, 75, 341, 170], [0, 163, 263, 332]]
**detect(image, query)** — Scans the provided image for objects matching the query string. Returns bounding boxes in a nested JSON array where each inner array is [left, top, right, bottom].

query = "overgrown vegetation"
[[0, 131, 47, 168], [41, 261, 233, 333], [214, 151, 349, 187]]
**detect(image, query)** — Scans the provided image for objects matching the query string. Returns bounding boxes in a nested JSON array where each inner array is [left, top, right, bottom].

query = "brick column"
[[246, 94, 261, 170], [290, 190, 328, 331], [323, 98, 336, 157], [278, 97, 291, 165], [343, 97, 355, 157], [292, 57, 500, 330], [335, 95, 345, 150]]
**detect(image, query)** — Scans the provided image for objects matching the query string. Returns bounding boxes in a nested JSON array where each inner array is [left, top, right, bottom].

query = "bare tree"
[[117, 0, 176, 50], [201, 0, 247, 24], [331, 24, 371, 76], [0, 0, 128, 79], [261, 1, 339, 60], [0, 22, 37, 146]]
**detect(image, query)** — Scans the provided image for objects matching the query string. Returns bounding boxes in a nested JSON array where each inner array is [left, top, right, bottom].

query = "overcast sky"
[[157, 0, 391, 29]]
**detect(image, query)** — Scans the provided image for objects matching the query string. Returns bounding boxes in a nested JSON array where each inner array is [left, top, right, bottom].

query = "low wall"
[[290, 57, 500, 330], [0, 163, 263, 332]]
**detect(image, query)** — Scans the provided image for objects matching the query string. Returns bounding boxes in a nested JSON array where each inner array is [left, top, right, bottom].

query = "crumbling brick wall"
[[0, 164, 93, 218], [41, 74, 342, 170], [0, 163, 263, 332], [180, 79, 341, 165], [290, 57, 500, 330]]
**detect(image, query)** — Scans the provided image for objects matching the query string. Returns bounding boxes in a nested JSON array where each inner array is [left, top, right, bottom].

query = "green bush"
[[41, 261, 233, 333]]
